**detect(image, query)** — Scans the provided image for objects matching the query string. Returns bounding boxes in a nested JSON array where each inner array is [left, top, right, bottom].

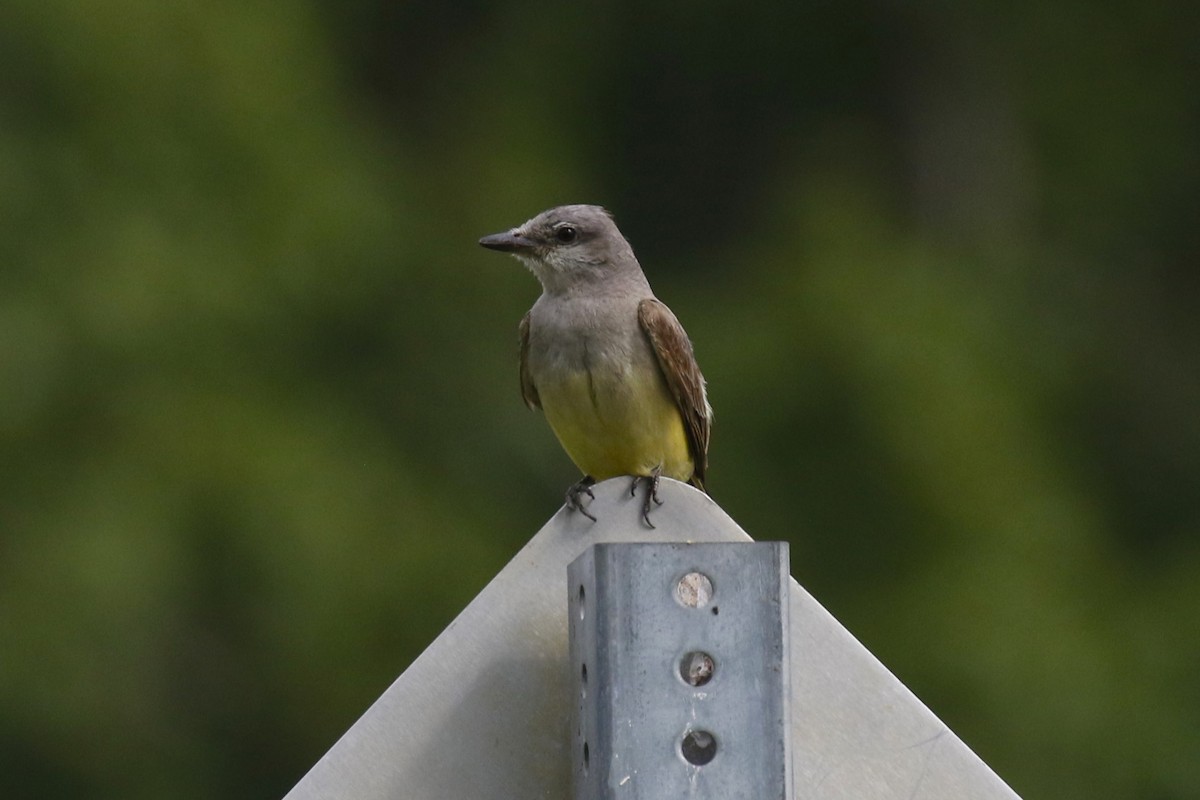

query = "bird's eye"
[[555, 226, 578, 243]]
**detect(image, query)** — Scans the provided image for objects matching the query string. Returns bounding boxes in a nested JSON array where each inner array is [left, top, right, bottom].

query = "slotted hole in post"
[[679, 651, 715, 686], [581, 662, 588, 697], [578, 584, 585, 620], [582, 741, 589, 771], [675, 572, 713, 608], [681, 730, 717, 765]]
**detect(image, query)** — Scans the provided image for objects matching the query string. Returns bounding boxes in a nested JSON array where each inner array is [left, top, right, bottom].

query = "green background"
[[1, 1, 1196, 797]]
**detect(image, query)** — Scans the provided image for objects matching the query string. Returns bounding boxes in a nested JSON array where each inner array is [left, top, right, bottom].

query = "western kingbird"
[[479, 204, 711, 527]]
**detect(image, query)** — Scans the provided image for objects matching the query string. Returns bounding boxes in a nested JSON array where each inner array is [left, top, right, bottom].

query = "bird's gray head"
[[478, 204, 643, 295]]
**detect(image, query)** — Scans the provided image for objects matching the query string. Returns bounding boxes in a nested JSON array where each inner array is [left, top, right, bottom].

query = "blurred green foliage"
[[1, 0, 1196, 797]]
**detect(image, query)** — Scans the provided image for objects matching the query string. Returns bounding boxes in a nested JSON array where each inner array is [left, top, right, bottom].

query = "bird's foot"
[[565, 476, 598, 522], [630, 468, 664, 529]]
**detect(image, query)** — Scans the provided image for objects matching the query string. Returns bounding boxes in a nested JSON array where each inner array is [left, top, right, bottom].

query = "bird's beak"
[[479, 230, 537, 253]]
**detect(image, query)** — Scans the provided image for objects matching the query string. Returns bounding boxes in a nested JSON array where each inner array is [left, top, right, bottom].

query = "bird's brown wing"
[[518, 312, 540, 410], [638, 298, 711, 489]]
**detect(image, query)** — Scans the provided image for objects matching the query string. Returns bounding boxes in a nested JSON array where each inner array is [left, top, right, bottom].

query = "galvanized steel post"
[[569, 542, 791, 799]]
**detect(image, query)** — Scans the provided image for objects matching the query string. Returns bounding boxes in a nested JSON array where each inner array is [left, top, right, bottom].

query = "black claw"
[[633, 469, 663, 529], [566, 477, 598, 522]]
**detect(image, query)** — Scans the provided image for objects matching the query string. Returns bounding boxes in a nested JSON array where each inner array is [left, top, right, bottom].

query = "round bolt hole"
[[679, 651, 715, 686], [680, 730, 717, 765], [675, 572, 713, 608]]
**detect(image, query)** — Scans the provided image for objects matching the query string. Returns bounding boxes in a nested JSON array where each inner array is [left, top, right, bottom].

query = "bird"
[[478, 204, 711, 527]]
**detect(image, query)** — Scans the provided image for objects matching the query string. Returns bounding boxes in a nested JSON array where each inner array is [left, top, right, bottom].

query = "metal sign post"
[[569, 542, 791, 799]]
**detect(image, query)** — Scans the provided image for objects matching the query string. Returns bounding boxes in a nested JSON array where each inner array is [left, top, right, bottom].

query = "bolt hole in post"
[[679, 651, 715, 687], [680, 730, 718, 765], [675, 571, 713, 608], [581, 663, 588, 697], [582, 741, 589, 772], [578, 585, 585, 620]]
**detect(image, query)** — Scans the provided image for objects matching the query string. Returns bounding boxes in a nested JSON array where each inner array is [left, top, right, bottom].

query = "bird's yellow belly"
[[538, 368, 693, 482]]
